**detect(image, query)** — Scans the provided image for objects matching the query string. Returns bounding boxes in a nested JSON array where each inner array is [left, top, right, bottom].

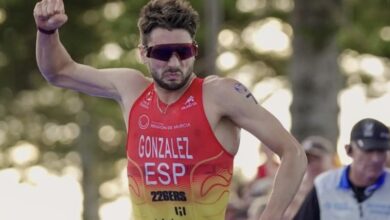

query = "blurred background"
[[0, 0, 389, 219]]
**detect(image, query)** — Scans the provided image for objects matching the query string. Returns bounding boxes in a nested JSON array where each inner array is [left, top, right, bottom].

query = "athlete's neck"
[[155, 74, 196, 104]]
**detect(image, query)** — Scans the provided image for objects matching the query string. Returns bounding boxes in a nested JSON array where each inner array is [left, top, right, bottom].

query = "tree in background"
[[289, 0, 342, 143], [290, 0, 390, 144], [0, 0, 389, 219]]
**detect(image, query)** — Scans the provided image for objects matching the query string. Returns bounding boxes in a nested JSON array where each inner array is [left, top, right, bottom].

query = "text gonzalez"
[[138, 135, 193, 186]]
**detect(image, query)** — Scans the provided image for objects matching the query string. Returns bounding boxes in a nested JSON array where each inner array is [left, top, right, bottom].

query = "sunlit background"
[[1, 0, 390, 219]]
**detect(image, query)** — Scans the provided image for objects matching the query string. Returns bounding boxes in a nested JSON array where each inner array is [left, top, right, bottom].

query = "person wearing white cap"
[[294, 118, 390, 220]]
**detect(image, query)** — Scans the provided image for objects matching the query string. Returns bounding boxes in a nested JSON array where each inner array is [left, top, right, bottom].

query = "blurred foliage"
[[340, 0, 390, 57], [0, 0, 389, 210]]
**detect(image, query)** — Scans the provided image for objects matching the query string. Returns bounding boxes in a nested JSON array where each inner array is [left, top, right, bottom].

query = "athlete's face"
[[141, 28, 196, 91]]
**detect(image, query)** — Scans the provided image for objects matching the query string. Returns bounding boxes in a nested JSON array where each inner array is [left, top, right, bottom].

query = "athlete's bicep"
[[213, 78, 292, 156], [53, 63, 146, 100]]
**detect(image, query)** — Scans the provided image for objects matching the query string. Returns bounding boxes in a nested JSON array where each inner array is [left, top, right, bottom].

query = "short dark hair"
[[137, 0, 199, 45]]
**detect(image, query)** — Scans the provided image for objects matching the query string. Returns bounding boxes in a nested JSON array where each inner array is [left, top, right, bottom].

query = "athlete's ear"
[[138, 44, 148, 64]]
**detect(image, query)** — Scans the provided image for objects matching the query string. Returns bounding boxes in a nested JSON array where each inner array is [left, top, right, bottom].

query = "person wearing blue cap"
[[294, 118, 390, 220]]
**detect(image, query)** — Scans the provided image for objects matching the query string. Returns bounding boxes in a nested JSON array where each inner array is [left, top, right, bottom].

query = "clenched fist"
[[33, 0, 68, 32]]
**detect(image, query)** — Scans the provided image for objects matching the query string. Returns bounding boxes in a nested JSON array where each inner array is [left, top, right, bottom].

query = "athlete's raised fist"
[[33, 0, 68, 32]]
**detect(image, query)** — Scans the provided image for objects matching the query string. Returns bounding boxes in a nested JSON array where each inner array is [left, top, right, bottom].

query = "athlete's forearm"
[[260, 146, 307, 220], [36, 31, 76, 84]]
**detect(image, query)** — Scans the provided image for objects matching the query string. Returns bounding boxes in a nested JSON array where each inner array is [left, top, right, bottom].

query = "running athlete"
[[33, 0, 307, 219]]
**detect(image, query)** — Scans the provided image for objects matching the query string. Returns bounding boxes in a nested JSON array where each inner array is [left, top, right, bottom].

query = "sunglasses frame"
[[144, 42, 198, 61]]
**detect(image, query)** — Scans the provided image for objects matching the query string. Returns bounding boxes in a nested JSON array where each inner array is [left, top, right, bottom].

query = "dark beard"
[[152, 68, 193, 91]]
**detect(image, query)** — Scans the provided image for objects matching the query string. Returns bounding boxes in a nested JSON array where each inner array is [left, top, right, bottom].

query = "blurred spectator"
[[294, 118, 390, 220], [387, 151, 390, 168], [387, 128, 390, 168], [246, 144, 280, 220], [226, 144, 280, 220], [251, 144, 280, 195], [282, 136, 335, 220], [226, 176, 252, 220]]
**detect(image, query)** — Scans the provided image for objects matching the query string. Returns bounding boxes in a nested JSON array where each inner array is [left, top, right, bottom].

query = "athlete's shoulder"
[[111, 68, 152, 102], [202, 76, 250, 115], [113, 68, 150, 83], [203, 75, 240, 94]]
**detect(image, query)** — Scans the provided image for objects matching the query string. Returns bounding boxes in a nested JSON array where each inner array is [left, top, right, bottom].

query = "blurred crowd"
[[226, 119, 390, 220]]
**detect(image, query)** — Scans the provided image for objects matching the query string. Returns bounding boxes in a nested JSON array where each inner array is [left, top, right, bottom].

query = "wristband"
[[37, 27, 57, 35]]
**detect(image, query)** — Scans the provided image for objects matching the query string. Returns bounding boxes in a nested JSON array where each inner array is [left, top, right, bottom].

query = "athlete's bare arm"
[[33, 0, 151, 128], [33, 0, 149, 104], [204, 76, 307, 220]]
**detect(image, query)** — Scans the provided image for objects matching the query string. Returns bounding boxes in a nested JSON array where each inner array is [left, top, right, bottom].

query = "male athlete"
[[33, 0, 307, 219]]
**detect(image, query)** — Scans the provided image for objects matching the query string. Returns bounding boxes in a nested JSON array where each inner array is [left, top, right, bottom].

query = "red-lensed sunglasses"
[[145, 43, 198, 61]]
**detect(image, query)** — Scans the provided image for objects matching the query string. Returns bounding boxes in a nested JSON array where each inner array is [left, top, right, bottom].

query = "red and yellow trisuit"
[[126, 77, 234, 220]]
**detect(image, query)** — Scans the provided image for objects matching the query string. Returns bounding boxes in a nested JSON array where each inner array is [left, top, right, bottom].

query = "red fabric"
[[256, 164, 268, 179], [126, 77, 234, 219]]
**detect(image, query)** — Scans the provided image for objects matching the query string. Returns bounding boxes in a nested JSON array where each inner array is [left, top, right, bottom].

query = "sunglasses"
[[145, 43, 198, 61]]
